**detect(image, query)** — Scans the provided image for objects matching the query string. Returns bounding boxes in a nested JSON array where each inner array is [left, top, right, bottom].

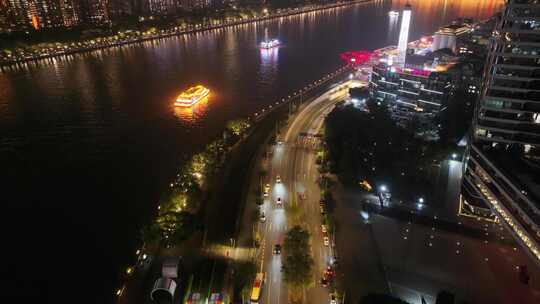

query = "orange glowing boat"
[[174, 85, 210, 107]]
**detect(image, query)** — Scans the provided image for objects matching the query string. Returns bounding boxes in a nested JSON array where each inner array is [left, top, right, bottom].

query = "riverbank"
[[114, 63, 354, 303], [0, 0, 371, 68]]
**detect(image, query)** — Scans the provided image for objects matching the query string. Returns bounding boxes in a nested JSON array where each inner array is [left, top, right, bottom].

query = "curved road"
[[256, 81, 354, 304]]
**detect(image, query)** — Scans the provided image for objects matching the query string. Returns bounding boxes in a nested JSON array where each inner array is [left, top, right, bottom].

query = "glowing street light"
[[451, 153, 458, 160], [417, 197, 425, 210]]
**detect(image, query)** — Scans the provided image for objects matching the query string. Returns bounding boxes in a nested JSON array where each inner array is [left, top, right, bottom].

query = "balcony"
[[494, 65, 540, 79], [488, 86, 540, 101], [478, 116, 540, 134], [465, 146, 540, 265]]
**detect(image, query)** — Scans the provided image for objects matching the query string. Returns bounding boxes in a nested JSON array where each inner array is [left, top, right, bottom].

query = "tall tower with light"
[[397, 4, 412, 66]]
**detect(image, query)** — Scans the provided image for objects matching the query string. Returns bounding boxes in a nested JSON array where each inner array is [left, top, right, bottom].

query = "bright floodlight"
[[379, 185, 387, 192], [418, 197, 425, 203], [397, 4, 412, 65], [451, 153, 458, 159]]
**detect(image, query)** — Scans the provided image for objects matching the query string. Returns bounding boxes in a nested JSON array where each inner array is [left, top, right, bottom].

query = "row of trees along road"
[[282, 225, 315, 303]]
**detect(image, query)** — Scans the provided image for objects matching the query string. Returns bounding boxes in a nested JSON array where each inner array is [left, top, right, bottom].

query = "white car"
[[323, 236, 329, 246], [260, 212, 266, 223], [330, 294, 337, 304], [276, 175, 282, 183], [276, 197, 282, 205], [263, 183, 270, 197], [321, 225, 327, 233]]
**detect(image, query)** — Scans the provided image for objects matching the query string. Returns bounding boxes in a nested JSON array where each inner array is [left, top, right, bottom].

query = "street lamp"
[[417, 197, 425, 210], [451, 153, 458, 160], [377, 185, 390, 207]]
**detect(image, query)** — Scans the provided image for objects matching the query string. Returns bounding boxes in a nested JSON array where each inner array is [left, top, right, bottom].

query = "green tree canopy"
[[226, 119, 251, 136], [282, 225, 314, 289]]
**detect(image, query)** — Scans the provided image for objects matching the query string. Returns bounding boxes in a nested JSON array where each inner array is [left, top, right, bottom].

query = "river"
[[0, 0, 503, 302]]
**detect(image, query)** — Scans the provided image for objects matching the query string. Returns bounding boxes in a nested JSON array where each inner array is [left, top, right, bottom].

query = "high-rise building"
[[79, 0, 109, 25], [2, 0, 81, 29], [59, 0, 79, 27], [397, 4, 412, 66], [180, 0, 211, 10], [147, 0, 179, 15], [32, 0, 64, 29], [461, 0, 540, 265]]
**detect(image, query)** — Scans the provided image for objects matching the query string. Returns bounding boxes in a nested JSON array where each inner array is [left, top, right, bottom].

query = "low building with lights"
[[369, 60, 452, 114]]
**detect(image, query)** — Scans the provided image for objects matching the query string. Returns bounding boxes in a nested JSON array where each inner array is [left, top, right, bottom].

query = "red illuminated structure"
[[339, 51, 374, 65]]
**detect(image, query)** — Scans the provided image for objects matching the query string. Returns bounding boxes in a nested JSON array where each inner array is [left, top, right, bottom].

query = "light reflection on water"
[[0, 1, 506, 300]]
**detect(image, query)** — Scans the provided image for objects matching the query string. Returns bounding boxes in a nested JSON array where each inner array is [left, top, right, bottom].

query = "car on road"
[[321, 225, 327, 233], [330, 294, 337, 304], [276, 197, 282, 205], [323, 236, 329, 246], [260, 212, 266, 223], [276, 175, 282, 183], [320, 277, 328, 287], [273, 244, 281, 255], [264, 183, 270, 197], [325, 266, 335, 279], [320, 206, 326, 215]]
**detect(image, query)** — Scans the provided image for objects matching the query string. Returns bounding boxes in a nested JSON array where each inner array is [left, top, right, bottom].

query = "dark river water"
[[0, 0, 503, 302]]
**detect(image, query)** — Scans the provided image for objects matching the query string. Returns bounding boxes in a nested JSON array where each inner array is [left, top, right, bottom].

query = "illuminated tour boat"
[[174, 85, 210, 107], [388, 11, 399, 17]]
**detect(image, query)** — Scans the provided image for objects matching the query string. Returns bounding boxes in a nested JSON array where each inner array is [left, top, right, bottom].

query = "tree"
[[282, 225, 314, 293], [232, 261, 257, 294], [226, 119, 251, 136], [282, 252, 314, 288], [283, 225, 310, 253], [156, 211, 198, 245]]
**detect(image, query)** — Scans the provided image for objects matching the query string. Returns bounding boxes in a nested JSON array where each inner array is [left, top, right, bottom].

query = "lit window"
[[485, 99, 504, 109], [476, 128, 487, 137]]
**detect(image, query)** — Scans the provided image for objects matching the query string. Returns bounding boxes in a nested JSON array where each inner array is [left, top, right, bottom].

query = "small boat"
[[388, 11, 399, 17], [260, 39, 280, 49], [174, 85, 210, 107], [260, 27, 280, 49]]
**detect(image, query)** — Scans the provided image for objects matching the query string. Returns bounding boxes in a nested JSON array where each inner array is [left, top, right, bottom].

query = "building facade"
[[370, 64, 451, 113], [432, 23, 471, 54], [461, 0, 540, 265]]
